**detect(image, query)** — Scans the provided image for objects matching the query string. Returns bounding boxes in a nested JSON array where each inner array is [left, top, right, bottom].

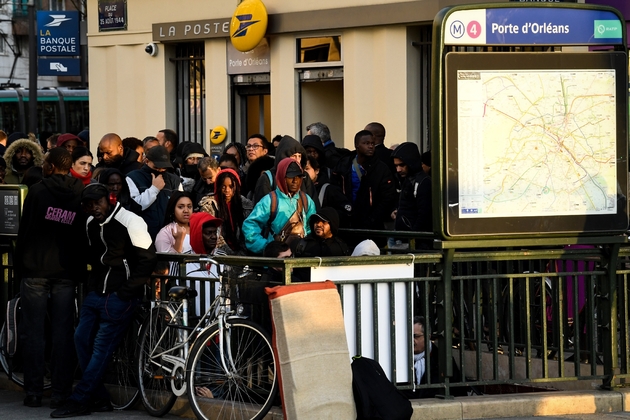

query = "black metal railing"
[[2, 233, 629, 397]]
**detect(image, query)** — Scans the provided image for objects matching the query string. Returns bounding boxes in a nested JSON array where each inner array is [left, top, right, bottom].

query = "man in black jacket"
[[390, 143, 432, 236], [95, 133, 142, 175], [51, 183, 157, 418], [296, 207, 349, 258], [16, 147, 87, 409], [126, 145, 183, 239], [333, 130, 396, 245]]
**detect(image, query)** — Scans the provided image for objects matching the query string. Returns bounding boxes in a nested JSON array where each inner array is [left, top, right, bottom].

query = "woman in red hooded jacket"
[[199, 168, 253, 254]]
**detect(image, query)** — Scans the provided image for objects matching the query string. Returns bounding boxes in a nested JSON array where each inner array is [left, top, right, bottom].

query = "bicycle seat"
[[167, 286, 198, 300]]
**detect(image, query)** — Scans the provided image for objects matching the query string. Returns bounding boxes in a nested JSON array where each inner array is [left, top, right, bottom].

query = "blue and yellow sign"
[[230, 0, 268, 52], [210, 126, 227, 145]]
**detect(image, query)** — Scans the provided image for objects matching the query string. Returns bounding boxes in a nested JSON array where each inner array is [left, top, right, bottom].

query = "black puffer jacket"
[[86, 203, 157, 300]]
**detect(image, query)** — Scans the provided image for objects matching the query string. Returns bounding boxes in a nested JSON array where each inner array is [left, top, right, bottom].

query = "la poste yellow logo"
[[210, 126, 227, 145], [230, 0, 268, 52]]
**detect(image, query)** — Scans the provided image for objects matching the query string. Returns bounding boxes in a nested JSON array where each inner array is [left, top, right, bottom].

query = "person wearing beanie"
[[56, 133, 84, 154], [198, 168, 253, 254], [50, 182, 156, 418], [243, 158, 317, 255], [15, 147, 88, 409]]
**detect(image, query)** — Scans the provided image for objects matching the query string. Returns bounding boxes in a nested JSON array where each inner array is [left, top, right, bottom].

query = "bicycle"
[[101, 301, 150, 410], [135, 257, 278, 420]]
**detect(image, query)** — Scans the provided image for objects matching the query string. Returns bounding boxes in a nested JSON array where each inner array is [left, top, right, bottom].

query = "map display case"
[[432, 3, 628, 240]]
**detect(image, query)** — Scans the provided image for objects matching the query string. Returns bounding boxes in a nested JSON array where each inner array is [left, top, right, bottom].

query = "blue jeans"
[[20, 277, 76, 399], [71, 291, 137, 404]]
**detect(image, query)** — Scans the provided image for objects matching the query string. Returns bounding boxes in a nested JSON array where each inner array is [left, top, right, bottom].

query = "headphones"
[[109, 192, 117, 205]]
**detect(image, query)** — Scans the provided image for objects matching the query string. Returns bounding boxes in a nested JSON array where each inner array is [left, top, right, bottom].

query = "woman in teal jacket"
[[243, 158, 316, 255]]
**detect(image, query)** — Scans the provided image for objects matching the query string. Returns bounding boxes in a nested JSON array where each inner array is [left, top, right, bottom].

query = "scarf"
[[70, 168, 93, 186], [414, 341, 432, 385]]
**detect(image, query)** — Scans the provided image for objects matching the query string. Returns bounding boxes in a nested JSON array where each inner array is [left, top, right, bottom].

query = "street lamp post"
[[28, 0, 37, 135]]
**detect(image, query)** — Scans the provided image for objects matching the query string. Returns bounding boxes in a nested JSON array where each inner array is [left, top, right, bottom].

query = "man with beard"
[[15, 147, 87, 409], [126, 145, 183, 239], [156, 128, 179, 165], [3, 137, 44, 184], [95, 133, 142, 175]]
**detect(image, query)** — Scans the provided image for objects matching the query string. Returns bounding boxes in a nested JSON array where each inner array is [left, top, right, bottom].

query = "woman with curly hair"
[[199, 168, 252, 254]]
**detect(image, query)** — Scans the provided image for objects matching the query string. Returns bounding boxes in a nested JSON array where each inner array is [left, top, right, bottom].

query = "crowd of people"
[[1, 121, 434, 415]]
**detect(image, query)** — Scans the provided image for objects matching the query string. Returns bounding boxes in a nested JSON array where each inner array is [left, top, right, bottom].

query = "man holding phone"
[[126, 145, 183, 239]]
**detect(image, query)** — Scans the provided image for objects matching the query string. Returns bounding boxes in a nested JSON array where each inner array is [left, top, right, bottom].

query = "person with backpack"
[[243, 158, 316, 255], [390, 143, 433, 248], [251, 135, 317, 206]]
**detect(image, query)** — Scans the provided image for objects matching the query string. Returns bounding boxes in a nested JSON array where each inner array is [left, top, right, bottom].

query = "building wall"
[[85, 0, 510, 150]]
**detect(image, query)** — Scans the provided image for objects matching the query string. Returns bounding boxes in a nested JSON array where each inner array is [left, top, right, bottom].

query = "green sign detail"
[[593, 20, 622, 39]]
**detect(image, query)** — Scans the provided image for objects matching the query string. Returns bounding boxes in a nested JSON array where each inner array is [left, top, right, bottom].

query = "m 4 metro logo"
[[230, 0, 268, 52], [445, 9, 486, 44]]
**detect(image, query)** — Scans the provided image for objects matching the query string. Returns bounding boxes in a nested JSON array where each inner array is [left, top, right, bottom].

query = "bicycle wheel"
[[136, 306, 179, 417], [102, 316, 141, 410], [186, 319, 278, 420], [0, 322, 53, 390]]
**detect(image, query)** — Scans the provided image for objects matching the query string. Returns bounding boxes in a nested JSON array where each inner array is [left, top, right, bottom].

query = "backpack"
[[351, 355, 413, 420], [262, 190, 309, 239]]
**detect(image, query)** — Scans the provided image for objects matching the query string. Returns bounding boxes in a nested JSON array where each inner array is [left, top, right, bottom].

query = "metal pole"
[[28, 0, 37, 135]]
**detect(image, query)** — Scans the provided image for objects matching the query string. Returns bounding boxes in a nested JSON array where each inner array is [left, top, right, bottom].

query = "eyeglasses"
[[245, 144, 262, 150]]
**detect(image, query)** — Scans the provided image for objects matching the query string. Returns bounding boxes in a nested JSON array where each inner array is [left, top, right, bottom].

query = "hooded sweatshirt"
[[3, 138, 45, 184], [243, 158, 317, 255], [295, 206, 349, 257], [301, 134, 331, 185], [15, 174, 88, 281], [390, 142, 432, 233], [252, 135, 317, 205]]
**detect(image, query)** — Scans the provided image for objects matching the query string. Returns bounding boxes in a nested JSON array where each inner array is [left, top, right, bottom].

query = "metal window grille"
[[174, 42, 205, 144]]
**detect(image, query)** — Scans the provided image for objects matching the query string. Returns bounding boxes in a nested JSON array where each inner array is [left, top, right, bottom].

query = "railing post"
[[437, 247, 454, 398], [601, 243, 620, 389]]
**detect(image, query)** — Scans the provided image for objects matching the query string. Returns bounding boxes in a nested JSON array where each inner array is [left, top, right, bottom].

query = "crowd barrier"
[[2, 231, 629, 397]]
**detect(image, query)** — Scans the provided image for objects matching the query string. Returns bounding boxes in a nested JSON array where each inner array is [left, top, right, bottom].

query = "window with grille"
[[49, 0, 65, 11], [174, 42, 205, 144]]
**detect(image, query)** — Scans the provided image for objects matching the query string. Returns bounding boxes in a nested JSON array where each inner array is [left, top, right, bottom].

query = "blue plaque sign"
[[37, 11, 80, 57], [37, 58, 80, 76]]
